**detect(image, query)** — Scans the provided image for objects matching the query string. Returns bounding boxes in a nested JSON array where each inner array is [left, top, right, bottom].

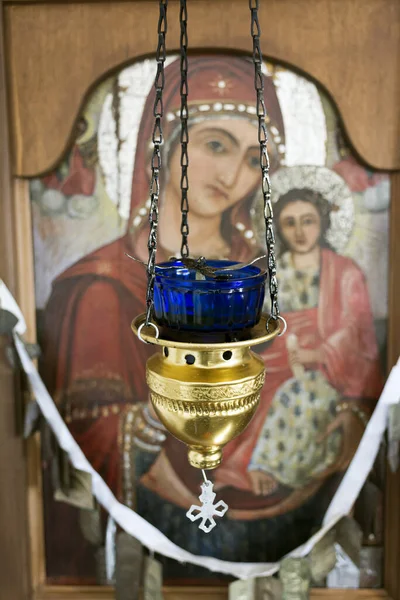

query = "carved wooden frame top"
[[3, 0, 400, 177], [1, 1, 400, 599]]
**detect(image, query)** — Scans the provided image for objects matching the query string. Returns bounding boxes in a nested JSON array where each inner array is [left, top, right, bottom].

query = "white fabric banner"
[[2, 279, 399, 579]]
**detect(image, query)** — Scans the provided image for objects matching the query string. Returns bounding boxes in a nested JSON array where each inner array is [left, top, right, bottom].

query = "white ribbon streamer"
[[2, 279, 399, 579], [324, 362, 400, 525], [105, 515, 117, 583]]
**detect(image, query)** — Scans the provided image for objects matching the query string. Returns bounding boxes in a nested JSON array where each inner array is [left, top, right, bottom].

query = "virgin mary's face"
[[167, 118, 265, 218], [278, 200, 321, 254]]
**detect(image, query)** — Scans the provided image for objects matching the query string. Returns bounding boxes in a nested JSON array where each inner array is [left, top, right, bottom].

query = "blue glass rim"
[[154, 259, 267, 289]]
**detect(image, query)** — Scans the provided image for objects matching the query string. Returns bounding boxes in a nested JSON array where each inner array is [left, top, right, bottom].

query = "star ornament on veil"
[[186, 480, 228, 533], [209, 75, 234, 96]]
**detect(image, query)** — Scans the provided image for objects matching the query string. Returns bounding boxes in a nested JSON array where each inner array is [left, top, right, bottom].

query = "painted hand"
[[288, 346, 319, 367]]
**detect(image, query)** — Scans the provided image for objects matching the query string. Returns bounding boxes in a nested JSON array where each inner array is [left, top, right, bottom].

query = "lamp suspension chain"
[[249, 0, 280, 321], [145, 0, 169, 327], [179, 0, 190, 258]]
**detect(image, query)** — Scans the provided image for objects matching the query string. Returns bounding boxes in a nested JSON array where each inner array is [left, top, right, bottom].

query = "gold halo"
[[252, 165, 354, 254]]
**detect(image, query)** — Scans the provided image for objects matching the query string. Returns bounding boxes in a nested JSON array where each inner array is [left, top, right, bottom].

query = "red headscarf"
[[126, 55, 285, 253]]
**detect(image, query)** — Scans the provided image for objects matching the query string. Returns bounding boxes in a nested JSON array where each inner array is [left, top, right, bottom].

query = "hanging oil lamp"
[[131, 0, 286, 529]]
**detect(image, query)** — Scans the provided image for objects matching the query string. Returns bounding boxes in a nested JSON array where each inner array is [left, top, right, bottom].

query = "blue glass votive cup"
[[153, 259, 267, 332]]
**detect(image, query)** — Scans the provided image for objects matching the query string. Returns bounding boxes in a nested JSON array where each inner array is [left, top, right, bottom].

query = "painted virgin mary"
[[42, 55, 289, 569], [42, 56, 383, 571]]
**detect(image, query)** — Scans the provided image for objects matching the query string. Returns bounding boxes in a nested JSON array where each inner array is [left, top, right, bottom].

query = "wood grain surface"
[[1, 1, 400, 599], [384, 171, 400, 600], [0, 5, 31, 599], [4, 0, 400, 176], [34, 584, 392, 600]]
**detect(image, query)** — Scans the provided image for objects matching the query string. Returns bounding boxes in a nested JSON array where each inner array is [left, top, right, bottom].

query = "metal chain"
[[179, 0, 190, 258], [249, 0, 280, 320], [145, 0, 168, 326]]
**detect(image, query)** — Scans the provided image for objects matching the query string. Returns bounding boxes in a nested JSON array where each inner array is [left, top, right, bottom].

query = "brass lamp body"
[[132, 315, 280, 470]]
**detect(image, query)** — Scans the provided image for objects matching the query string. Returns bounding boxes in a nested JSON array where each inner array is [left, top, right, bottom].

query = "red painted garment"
[[43, 239, 383, 516], [42, 55, 284, 502], [42, 233, 253, 499], [42, 146, 96, 197]]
